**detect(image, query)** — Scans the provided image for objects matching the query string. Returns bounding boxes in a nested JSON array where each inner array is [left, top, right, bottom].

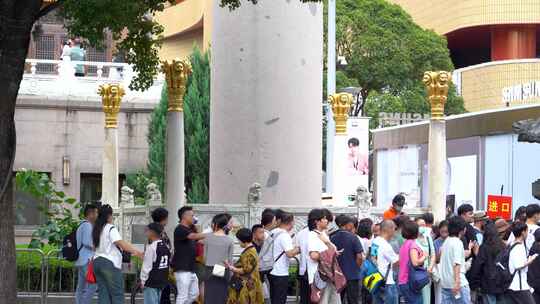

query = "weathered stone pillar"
[[424, 71, 451, 221], [210, 1, 323, 206], [328, 93, 354, 205], [162, 59, 191, 238], [99, 84, 124, 209]]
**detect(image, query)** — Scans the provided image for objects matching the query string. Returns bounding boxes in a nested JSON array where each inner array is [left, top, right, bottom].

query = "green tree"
[[0, 1, 322, 300], [147, 87, 168, 195], [184, 48, 211, 204]]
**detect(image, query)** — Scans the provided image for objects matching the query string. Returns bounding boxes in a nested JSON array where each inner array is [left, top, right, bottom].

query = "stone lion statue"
[[248, 183, 262, 205], [356, 185, 372, 211], [120, 185, 134, 206], [146, 182, 162, 202]]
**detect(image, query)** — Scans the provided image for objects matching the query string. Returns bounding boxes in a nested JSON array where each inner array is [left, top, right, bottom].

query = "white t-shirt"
[[509, 242, 530, 291], [371, 236, 399, 285], [270, 228, 294, 276], [307, 230, 328, 284], [508, 223, 539, 250], [360, 237, 371, 254], [295, 227, 310, 276], [95, 223, 123, 269], [439, 237, 468, 289]]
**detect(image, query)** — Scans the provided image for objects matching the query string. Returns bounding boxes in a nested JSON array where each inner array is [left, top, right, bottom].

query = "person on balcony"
[[70, 38, 86, 77]]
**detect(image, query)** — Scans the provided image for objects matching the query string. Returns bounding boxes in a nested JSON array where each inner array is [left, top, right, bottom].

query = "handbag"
[[86, 259, 96, 284], [212, 264, 226, 278], [228, 245, 255, 292], [408, 247, 430, 293]]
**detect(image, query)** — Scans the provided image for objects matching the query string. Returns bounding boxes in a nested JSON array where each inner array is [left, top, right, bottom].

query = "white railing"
[[19, 59, 164, 103]]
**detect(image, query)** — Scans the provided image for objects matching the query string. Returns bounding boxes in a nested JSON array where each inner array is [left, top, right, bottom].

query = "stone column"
[[328, 93, 354, 206], [162, 59, 191, 238], [99, 84, 124, 209], [210, 1, 323, 206], [423, 71, 452, 221]]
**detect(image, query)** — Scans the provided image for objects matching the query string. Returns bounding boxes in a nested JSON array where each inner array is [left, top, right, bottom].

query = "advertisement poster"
[[337, 118, 369, 205], [486, 195, 512, 220]]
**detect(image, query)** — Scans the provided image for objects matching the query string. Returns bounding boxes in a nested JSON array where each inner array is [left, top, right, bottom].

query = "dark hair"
[[274, 209, 286, 222], [348, 137, 359, 147], [147, 222, 164, 235], [534, 229, 540, 243], [236, 228, 253, 243], [357, 218, 373, 239], [511, 221, 528, 238], [448, 216, 467, 237], [151, 207, 169, 223], [322, 208, 334, 223], [438, 220, 449, 229], [261, 209, 275, 227], [92, 204, 113, 248], [178, 206, 193, 221], [482, 222, 505, 256], [308, 209, 324, 231], [515, 206, 527, 222], [401, 220, 419, 240], [421, 213, 434, 225], [251, 224, 264, 234], [393, 214, 410, 228], [280, 212, 294, 225], [392, 194, 405, 206], [83, 203, 98, 217], [335, 215, 354, 227], [457, 204, 474, 216], [526, 204, 540, 219], [212, 213, 230, 230]]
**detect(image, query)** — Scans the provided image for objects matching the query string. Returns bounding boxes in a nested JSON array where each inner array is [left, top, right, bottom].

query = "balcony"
[[19, 59, 164, 103]]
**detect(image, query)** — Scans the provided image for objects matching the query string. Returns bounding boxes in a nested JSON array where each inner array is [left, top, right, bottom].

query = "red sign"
[[486, 195, 512, 220]]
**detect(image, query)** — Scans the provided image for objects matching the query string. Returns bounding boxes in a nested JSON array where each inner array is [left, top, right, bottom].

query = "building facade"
[[389, 0, 540, 111]]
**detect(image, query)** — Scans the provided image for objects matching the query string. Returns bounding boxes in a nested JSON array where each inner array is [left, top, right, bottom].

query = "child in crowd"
[[141, 223, 171, 304]]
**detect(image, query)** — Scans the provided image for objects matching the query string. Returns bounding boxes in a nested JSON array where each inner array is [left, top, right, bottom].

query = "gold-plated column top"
[[328, 93, 354, 135], [162, 59, 192, 112], [423, 71, 452, 121], [98, 84, 125, 128]]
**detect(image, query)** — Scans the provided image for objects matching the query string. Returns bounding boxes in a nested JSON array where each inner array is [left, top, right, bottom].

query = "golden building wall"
[[457, 60, 540, 111], [159, 28, 204, 61], [388, 0, 540, 35]]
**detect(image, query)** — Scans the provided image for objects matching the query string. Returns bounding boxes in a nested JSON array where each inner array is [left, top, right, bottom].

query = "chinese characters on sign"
[[486, 195, 512, 220]]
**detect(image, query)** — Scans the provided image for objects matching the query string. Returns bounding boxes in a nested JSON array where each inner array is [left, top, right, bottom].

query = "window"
[[80, 173, 126, 204], [86, 46, 109, 76], [14, 173, 50, 227], [34, 34, 56, 73]]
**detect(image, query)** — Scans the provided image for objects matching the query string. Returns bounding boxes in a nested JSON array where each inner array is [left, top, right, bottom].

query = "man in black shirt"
[[457, 204, 478, 253], [171, 206, 205, 304]]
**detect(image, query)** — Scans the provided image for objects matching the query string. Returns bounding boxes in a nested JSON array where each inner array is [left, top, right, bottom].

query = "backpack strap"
[[76, 221, 87, 252]]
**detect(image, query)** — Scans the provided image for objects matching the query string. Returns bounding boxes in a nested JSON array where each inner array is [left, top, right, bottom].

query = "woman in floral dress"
[[225, 228, 264, 304]]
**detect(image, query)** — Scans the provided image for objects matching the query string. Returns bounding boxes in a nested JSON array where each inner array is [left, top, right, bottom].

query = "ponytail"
[[92, 204, 113, 248]]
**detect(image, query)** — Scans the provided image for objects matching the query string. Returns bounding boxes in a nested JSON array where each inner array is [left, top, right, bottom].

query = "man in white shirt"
[[507, 222, 537, 304], [508, 204, 540, 250], [269, 212, 300, 304], [371, 220, 399, 304], [259, 209, 277, 302], [295, 223, 311, 304], [440, 216, 470, 304]]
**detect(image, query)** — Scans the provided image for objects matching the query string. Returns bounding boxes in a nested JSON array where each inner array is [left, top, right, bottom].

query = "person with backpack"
[[527, 229, 540, 303], [507, 204, 540, 250], [506, 221, 537, 304], [468, 222, 507, 304], [259, 209, 277, 303], [398, 220, 426, 304], [330, 215, 364, 304], [92, 204, 143, 304], [269, 212, 300, 304], [141, 223, 171, 304], [74, 203, 98, 304], [439, 216, 471, 304], [371, 220, 399, 304], [415, 217, 436, 304]]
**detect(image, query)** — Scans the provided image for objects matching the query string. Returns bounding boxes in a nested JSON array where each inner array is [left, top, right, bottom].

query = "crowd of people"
[[71, 197, 540, 304]]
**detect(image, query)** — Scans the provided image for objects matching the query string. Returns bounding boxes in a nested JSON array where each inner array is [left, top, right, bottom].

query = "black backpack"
[[493, 242, 520, 293], [62, 221, 85, 262]]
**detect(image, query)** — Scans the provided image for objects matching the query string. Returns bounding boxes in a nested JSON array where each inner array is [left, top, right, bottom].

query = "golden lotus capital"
[[328, 93, 354, 135], [423, 71, 452, 121], [98, 84, 125, 128], [162, 59, 192, 112]]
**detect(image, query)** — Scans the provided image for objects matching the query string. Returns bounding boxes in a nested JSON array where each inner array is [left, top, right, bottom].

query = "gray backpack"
[[259, 230, 284, 272]]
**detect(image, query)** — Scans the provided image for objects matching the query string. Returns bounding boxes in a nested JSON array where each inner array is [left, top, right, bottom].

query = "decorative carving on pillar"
[[120, 185, 135, 208], [423, 71, 451, 121], [248, 183, 263, 227], [328, 93, 354, 134], [146, 182, 162, 206], [98, 84, 125, 128], [248, 183, 262, 205], [162, 59, 192, 112]]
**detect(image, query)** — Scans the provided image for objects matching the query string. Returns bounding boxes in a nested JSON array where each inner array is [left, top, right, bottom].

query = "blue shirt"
[[75, 221, 94, 266], [330, 230, 363, 280], [434, 237, 445, 256]]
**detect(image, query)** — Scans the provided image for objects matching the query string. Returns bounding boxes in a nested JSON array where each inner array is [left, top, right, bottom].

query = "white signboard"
[[502, 81, 540, 104]]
